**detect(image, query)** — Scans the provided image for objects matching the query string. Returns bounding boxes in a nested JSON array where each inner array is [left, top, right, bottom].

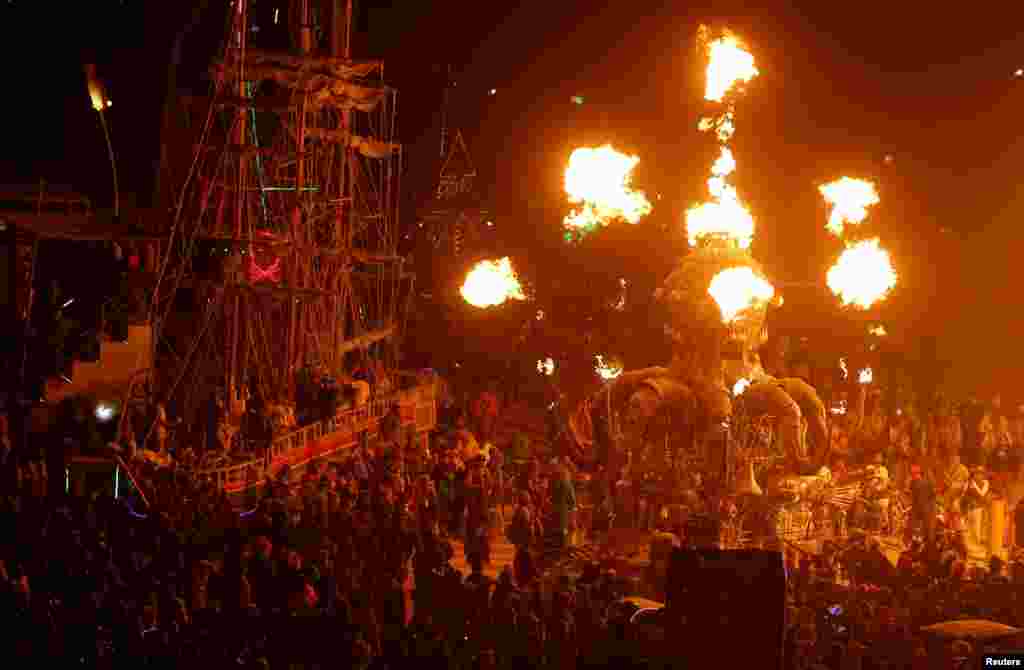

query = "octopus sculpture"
[[590, 240, 830, 515]]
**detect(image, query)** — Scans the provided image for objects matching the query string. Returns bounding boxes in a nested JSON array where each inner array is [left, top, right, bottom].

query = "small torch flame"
[[537, 358, 555, 376], [819, 177, 879, 237], [595, 355, 623, 381], [461, 257, 526, 308], [701, 30, 760, 103], [563, 145, 652, 236], [708, 266, 775, 323], [827, 238, 897, 309], [84, 64, 112, 112], [859, 367, 873, 385], [733, 378, 750, 396]]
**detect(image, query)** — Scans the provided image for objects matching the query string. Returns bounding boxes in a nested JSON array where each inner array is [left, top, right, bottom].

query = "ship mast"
[[151, 0, 403, 439]]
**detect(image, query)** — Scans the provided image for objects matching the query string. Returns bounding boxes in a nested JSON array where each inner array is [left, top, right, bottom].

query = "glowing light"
[[563, 145, 652, 237], [819, 177, 879, 237], [700, 29, 759, 103], [460, 257, 526, 308], [536, 310, 545, 321], [595, 355, 623, 381], [686, 146, 755, 248], [733, 378, 750, 396], [840, 358, 848, 380], [84, 64, 111, 112], [827, 238, 898, 309], [537, 358, 555, 376], [869, 325, 887, 337], [708, 266, 775, 323], [859, 367, 873, 385], [95, 404, 115, 421], [248, 256, 282, 283], [1015, 68, 1023, 77]]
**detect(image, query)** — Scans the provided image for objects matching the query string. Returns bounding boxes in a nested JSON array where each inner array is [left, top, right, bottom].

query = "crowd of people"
[[6, 379, 1024, 668]]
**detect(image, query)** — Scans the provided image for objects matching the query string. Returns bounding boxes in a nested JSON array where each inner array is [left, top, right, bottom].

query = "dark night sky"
[[2, 1, 1023, 389]]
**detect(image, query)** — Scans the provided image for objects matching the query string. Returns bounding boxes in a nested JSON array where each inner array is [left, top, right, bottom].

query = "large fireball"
[[702, 31, 760, 103], [827, 239, 897, 309], [460, 257, 526, 308], [819, 177, 880, 237], [708, 266, 775, 323], [563, 145, 652, 235]]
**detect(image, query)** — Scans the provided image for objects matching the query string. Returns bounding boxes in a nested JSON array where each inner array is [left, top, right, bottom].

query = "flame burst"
[[461, 257, 526, 308], [563, 145, 652, 238], [733, 378, 751, 396], [859, 368, 873, 385], [688, 28, 759, 250], [827, 239, 897, 309], [819, 178, 880, 237], [701, 30, 760, 103], [708, 266, 775, 323], [687, 147, 755, 248], [595, 355, 623, 381]]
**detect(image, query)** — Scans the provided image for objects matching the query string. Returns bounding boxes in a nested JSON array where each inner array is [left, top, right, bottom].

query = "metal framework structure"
[[151, 0, 407, 440]]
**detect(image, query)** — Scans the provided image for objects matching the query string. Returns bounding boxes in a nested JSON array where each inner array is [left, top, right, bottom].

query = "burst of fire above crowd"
[[687, 27, 775, 325], [563, 145, 652, 238], [827, 238, 898, 309], [460, 257, 526, 308], [708, 267, 775, 323], [819, 177, 880, 237], [594, 355, 623, 381]]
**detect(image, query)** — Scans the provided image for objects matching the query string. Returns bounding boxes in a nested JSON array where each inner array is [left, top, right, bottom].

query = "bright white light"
[[489, 88, 497, 95], [1015, 68, 1023, 77], [537, 358, 555, 376], [859, 368, 873, 385], [733, 378, 750, 396], [95, 404, 115, 421], [274, 7, 280, 24]]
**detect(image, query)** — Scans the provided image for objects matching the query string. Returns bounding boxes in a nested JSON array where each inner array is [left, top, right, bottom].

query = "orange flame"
[[819, 177, 879, 237], [594, 355, 623, 381], [563, 145, 652, 231], [859, 367, 873, 385], [460, 257, 526, 308], [84, 64, 111, 111], [827, 238, 897, 309], [687, 147, 754, 248], [702, 30, 760, 103], [708, 266, 775, 323]]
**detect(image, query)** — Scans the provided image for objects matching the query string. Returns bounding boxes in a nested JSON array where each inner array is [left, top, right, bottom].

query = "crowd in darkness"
[[6, 382, 1024, 669]]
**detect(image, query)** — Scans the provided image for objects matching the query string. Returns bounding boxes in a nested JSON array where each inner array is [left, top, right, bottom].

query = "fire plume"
[[819, 177, 879, 237], [460, 257, 526, 308], [595, 355, 623, 381], [708, 266, 775, 323], [701, 30, 760, 103], [563, 145, 652, 236], [827, 238, 897, 309], [687, 147, 755, 248]]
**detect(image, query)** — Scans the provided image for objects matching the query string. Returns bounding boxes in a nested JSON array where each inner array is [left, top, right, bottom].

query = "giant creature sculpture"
[[591, 239, 830, 512]]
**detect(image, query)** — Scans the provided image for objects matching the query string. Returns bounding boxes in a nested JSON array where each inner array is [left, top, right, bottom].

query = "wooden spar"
[[228, 0, 249, 406], [337, 325, 395, 354]]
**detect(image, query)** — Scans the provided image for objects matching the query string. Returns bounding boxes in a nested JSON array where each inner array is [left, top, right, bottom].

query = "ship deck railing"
[[194, 379, 437, 494]]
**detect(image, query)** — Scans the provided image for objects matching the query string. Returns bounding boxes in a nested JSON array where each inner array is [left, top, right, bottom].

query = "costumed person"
[[940, 453, 969, 517], [509, 492, 537, 585], [908, 464, 936, 547], [464, 456, 492, 571], [549, 458, 577, 551], [964, 466, 990, 549]]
